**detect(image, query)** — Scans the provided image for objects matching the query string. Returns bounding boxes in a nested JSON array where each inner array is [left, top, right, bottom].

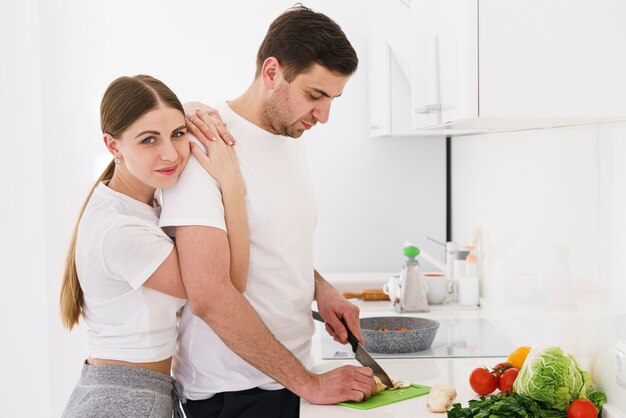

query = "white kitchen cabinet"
[[369, 0, 478, 136], [479, 0, 626, 119], [368, 21, 392, 137], [369, 0, 626, 136], [410, 0, 478, 129], [368, 0, 413, 137]]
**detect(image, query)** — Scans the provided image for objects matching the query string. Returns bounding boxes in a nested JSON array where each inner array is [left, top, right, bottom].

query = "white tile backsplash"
[[451, 123, 626, 410]]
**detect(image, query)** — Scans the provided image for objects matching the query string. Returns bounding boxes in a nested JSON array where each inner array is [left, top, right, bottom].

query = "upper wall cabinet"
[[369, 0, 626, 137], [368, 0, 413, 137], [410, 0, 477, 129], [479, 0, 626, 119]]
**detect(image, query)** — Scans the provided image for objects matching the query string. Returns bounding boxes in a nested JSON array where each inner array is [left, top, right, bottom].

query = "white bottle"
[[458, 246, 479, 306], [450, 250, 468, 303]]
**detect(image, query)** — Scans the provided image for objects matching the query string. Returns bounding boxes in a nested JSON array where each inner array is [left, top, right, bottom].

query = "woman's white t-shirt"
[[76, 182, 185, 363]]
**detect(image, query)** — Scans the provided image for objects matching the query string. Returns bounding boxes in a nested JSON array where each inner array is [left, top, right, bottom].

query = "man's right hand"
[[300, 365, 376, 404]]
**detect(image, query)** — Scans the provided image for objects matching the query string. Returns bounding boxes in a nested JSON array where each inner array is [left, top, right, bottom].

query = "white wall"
[[2, 1, 445, 416], [451, 123, 626, 379], [0, 1, 50, 417], [309, 133, 445, 272]]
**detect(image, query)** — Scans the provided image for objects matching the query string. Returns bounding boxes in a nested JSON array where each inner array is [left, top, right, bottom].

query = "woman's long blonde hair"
[[59, 75, 184, 330]]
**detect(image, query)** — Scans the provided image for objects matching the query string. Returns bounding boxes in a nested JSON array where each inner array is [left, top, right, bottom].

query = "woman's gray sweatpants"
[[62, 362, 185, 418]]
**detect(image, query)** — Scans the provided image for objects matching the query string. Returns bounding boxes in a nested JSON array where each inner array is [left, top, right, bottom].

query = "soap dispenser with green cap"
[[395, 244, 429, 313]]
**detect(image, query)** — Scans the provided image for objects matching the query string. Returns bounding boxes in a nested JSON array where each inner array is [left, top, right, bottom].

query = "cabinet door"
[[480, 0, 626, 118], [369, 0, 413, 136], [368, 21, 391, 137], [411, 0, 478, 128]]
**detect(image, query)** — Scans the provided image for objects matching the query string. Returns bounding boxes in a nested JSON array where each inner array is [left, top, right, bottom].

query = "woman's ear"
[[103, 133, 121, 159]]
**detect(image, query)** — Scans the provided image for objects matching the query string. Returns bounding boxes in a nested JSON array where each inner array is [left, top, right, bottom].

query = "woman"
[[59, 75, 247, 417]]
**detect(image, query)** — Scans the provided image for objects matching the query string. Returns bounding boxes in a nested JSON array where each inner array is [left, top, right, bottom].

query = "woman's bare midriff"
[[88, 356, 172, 375]]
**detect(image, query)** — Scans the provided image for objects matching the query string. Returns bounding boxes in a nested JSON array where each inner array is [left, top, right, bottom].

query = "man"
[[159, 5, 374, 418]]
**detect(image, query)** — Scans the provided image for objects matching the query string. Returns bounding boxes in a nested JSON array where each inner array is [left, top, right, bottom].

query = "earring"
[[114, 157, 121, 165]]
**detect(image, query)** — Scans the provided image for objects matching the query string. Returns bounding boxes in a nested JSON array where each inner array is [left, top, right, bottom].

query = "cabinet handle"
[[414, 104, 455, 114], [370, 125, 382, 129]]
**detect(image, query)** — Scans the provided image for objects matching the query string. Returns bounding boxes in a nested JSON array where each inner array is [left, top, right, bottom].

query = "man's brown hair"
[[255, 4, 358, 82]]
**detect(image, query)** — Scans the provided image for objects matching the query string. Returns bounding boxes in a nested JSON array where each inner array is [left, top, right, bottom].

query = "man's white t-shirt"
[[76, 183, 185, 362], [160, 101, 318, 400]]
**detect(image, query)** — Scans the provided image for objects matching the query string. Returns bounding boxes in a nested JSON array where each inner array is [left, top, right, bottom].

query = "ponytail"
[[60, 74, 183, 330], [59, 160, 115, 330]]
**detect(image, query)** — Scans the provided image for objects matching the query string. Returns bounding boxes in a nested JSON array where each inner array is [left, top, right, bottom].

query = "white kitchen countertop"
[[301, 356, 624, 418], [302, 298, 512, 417], [301, 294, 624, 418], [301, 356, 503, 418]]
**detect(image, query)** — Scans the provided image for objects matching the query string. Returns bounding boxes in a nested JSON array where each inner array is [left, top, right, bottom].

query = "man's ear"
[[261, 57, 281, 90], [103, 133, 121, 159]]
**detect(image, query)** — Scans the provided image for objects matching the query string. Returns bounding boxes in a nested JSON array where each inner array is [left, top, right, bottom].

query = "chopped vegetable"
[[372, 376, 386, 394], [372, 376, 410, 394], [391, 379, 411, 389], [374, 327, 412, 332]]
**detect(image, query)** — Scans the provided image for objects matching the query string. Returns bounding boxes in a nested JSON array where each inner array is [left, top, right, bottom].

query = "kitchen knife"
[[312, 310, 394, 388]]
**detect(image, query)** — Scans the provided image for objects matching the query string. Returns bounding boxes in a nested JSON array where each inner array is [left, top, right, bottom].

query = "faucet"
[[426, 236, 458, 277], [420, 249, 449, 274]]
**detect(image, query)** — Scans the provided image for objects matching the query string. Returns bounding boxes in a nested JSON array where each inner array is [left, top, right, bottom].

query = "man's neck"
[[228, 80, 272, 133]]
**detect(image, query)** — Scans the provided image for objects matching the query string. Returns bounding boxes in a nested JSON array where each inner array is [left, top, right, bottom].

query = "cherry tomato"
[[491, 362, 513, 382], [469, 367, 498, 396], [567, 399, 598, 418], [498, 367, 519, 395], [492, 362, 513, 374]]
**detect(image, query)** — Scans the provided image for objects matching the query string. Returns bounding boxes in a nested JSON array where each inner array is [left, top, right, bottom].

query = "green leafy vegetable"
[[579, 369, 607, 409], [447, 394, 566, 418], [585, 389, 607, 410], [513, 347, 606, 411]]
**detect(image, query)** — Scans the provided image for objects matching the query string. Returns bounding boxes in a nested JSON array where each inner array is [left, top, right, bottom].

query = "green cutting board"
[[338, 384, 431, 410]]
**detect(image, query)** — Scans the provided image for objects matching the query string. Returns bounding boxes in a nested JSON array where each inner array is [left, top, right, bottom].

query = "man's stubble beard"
[[261, 83, 303, 139]]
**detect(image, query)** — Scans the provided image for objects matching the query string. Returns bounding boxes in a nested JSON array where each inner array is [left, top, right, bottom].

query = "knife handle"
[[312, 311, 360, 352], [339, 318, 359, 352], [312, 311, 324, 323]]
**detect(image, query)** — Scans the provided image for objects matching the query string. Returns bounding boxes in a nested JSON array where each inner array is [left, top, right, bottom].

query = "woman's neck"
[[107, 171, 155, 206]]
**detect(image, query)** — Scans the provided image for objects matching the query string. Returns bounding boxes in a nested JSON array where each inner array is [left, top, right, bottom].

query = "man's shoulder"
[[214, 101, 236, 124]]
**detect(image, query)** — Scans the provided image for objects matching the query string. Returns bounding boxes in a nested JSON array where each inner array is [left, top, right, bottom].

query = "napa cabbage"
[[513, 346, 606, 411]]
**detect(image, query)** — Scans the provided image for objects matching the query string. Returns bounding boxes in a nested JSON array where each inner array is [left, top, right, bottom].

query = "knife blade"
[[312, 310, 394, 388]]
